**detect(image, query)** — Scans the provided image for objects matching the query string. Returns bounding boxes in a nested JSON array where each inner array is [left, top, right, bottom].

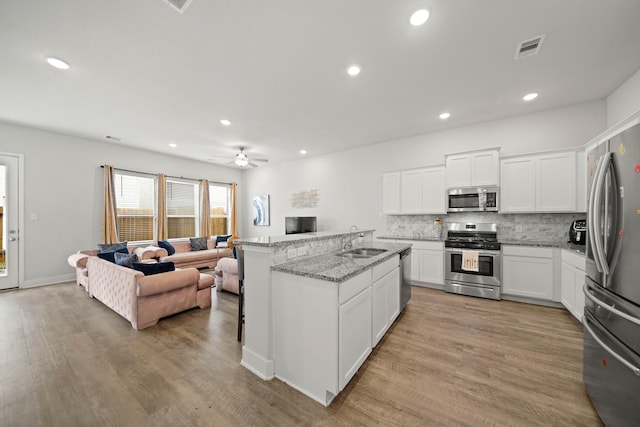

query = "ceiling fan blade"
[[251, 157, 269, 163]]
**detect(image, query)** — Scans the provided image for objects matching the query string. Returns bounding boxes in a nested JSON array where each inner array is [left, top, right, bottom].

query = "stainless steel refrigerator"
[[584, 122, 640, 426]]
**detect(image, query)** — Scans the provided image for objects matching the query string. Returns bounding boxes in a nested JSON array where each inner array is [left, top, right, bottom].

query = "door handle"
[[9, 237, 16, 241], [583, 313, 640, 376], [583, 282, 640, 327], [591, 153, 611, 274]]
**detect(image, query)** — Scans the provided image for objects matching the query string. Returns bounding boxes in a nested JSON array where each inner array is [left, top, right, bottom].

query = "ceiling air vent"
[[161, 0, 194, 13], [514, 34, 545, 59]]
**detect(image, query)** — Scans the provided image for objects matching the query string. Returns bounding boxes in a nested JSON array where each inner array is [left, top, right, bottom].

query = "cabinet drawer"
[[503, 245, 553, 258], [339, 270, 371, 305], [372, 256, 399, 283], [561, 249, 586, 270]]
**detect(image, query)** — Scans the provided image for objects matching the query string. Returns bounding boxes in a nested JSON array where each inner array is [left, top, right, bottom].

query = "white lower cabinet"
[[502, 246, 555, 301], [272, 254, 401, 406], [372, 263, 400, 347], [560, 250, 586, 321], [391, 240, 443, 285], [339, 287, 372, 390]]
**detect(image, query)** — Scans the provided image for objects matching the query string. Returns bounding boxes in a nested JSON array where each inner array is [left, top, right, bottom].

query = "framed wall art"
[[252, 194, 270, 226]]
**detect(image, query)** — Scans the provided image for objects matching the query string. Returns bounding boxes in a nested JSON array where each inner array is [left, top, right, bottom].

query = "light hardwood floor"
[[0, 282, 601, 426]]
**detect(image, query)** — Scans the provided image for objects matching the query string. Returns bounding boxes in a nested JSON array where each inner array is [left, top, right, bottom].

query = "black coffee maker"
[[569, 219, 587, 245]]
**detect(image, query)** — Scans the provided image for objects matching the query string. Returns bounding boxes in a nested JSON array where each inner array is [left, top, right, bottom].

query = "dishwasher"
[[399, 247, 412, 311]]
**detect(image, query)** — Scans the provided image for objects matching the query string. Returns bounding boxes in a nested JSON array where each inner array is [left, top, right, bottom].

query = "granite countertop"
[[377, 235, 443, 242], [501, 240, 586, 254], [234, 229, 375, 248], [271, 242, 411, 283]]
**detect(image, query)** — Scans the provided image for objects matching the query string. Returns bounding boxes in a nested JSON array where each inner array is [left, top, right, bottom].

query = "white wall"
[[607, 68, 640, 126], [0, 122, 243, 287], [242, 100, 606, 238]]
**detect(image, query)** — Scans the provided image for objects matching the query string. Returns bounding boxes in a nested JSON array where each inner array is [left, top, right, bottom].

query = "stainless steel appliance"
[[444, 223, 501, 300], [399, 247, 411, 311], [583, 122, 640, 426], [568, 219, 587, 245], [447, 186, 499, 212]]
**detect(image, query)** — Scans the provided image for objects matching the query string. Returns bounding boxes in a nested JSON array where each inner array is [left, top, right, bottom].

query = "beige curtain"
[[102, 165, 118, 243], [229, 182, 239, 244], [199, 179, 211, 238], [157, 173, 168, 240]]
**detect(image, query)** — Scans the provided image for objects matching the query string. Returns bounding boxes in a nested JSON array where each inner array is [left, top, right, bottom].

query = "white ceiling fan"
[[209, 147, 269, 168]]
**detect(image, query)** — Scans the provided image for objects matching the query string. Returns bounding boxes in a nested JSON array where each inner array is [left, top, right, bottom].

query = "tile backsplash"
[[385, 213, 586, 243]]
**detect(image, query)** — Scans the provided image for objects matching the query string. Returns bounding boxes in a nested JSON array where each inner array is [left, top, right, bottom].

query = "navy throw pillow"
[[190, 237, 208, 251], [114, 252, 139, 268], [132, 262, 175, 276], [158, 240, 176, 256], [215, 234, 232, 246], [98, 241, 127, 253], [97, 247, 129, 263]]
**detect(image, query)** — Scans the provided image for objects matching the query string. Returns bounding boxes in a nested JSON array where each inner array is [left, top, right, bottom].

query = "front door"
[[0, 153, 21, 290]]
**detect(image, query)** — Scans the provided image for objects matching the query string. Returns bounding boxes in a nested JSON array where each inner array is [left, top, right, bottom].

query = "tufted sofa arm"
[[136, 268, 199, 297], [68, 252, 90, 269]]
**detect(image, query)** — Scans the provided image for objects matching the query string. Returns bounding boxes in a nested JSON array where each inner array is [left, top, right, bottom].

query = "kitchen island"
[[234, 231, 409, 406]]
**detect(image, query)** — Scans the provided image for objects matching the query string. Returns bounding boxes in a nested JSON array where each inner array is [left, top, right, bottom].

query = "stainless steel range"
[[444, 223, 501, 300]]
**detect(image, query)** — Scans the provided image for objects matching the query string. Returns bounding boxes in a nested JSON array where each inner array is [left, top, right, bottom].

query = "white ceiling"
[[2, 0, 640, 167]]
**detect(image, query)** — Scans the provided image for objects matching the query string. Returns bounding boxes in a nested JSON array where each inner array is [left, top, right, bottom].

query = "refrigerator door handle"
[[583, 314, 640, 376], [591, 153, 612, 274], [583, 282, 640, 327], [605, 153, 623, 277]]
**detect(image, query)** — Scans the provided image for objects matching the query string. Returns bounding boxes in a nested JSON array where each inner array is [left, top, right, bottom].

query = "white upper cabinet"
[[537, 151, 576, 212], [500, 157, 536, 212], [400, 170, 422, 214], [384, 167, 445, 215], [501, 151, 577, 213], [419, 167, 446, 214], [382, 172, 401, 214], [446, 149, 499, 188], [472, 150, 500, 186]]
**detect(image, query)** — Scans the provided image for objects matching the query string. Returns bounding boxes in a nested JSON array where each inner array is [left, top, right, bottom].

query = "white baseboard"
[[21, 273, 75, 289]]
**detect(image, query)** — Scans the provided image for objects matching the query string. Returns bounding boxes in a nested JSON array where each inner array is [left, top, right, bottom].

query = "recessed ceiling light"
[[300, 150, 307, 155], [523, 92, 538, 101], [346, 64, 361, 76], [169, 143, 178, 148], [220, 119, 231, 126], [439, 112, 451, 120], [46, 56, 70, 70], [410, 9, 430, 26]]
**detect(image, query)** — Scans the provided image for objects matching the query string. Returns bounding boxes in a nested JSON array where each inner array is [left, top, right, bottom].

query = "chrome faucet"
[[342, 225, 364, 250]]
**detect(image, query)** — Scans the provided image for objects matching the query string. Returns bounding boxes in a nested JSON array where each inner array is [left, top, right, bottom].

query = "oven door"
[[445, 248, 501, 287]]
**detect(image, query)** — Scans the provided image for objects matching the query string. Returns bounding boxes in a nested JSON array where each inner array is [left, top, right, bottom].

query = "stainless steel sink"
[[338, 248, 387, 258]]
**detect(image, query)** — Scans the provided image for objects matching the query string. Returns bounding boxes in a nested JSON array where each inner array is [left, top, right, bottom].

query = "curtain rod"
[[100, 165, 233, 186]]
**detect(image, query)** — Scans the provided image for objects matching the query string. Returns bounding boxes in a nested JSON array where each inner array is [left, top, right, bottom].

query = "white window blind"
[[114, 172, 156, 242], [166, 179, 199, 238]]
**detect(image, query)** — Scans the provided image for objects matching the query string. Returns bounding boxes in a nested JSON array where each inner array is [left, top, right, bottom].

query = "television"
[[285, 216, 317, 235]]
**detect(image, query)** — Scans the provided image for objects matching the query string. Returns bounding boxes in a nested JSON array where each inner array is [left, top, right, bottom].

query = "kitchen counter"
[[272, 242, 410, 282], [234, 229, 375, 248], [377, 235, 443, 242], [500, 240, 585, 254]]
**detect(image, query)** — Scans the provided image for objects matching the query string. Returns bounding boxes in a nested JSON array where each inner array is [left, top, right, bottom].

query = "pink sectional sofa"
[[86, 256, 214, 330], [159, 239, 232, 269]]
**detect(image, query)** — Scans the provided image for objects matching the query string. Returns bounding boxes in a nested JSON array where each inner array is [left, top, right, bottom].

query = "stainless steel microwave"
[[447, 186, 499, 212]]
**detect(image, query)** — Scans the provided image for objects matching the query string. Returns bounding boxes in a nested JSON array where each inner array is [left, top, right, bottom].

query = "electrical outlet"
[[515, 224, 523, 233], [287, 248, 297, 259]]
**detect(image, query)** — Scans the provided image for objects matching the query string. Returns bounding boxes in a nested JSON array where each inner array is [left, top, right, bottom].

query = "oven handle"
[[445, 248, 500, 257]]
